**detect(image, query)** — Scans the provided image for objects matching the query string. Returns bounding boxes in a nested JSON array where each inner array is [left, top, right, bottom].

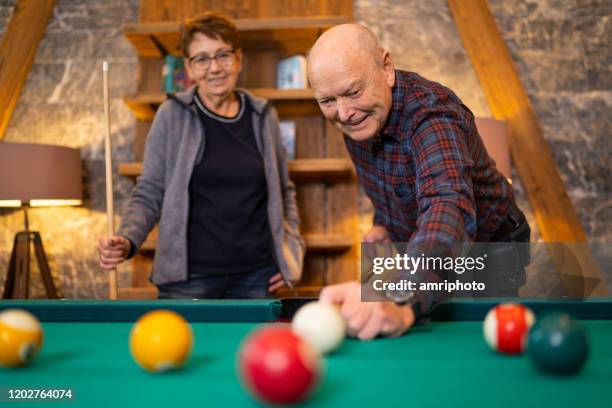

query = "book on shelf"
[[162, 55, 194, 93], [279, 121, 296, 160], [277, 55, 308, 89]]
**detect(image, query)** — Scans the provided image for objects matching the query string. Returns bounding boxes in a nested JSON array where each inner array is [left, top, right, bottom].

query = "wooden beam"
[[0, 0, 56, 140], [448, 0, 607, 296], [448, 0, 584, 242]]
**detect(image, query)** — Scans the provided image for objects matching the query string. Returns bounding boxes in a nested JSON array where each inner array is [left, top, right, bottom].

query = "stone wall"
[[0, 0, 138, 298], [0, 1, 15, 37]]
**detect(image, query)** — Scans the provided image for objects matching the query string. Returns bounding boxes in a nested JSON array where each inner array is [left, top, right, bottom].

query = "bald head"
[[307, 24, 396, 142], [308, 24, 385, 74]]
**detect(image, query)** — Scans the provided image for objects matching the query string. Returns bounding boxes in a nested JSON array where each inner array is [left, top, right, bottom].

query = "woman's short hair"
[[179, 12, 242, 57]]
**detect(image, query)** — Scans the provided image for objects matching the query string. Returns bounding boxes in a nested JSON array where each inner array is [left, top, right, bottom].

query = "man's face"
[[310, 52, 395, 141]]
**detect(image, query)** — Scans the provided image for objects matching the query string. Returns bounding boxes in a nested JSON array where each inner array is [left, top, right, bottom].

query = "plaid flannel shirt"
[[346, 70, 516, 315], [346, 70, 515, 245]]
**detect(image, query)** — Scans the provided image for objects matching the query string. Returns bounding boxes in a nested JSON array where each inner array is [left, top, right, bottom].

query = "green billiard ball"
[[527, 313, 589, 375]]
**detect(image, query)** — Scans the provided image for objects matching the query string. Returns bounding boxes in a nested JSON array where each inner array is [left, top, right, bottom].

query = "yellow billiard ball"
[[129, 310, 193, 373], [0, 309, 44, 368]]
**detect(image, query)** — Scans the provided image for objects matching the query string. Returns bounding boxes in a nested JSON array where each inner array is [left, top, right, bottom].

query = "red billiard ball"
[[238, 325, 321, 405], [483, 303, 535, 354]]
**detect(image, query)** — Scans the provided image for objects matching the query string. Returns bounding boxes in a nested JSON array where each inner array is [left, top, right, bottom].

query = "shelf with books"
[[118, 158, 354, 181], [124, 16, 351, 58], [123, 88, 316, 121]]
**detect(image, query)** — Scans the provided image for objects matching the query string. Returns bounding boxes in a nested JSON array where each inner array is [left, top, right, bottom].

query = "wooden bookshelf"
[[124, 16, 351, 57], [302, 233, 353, 251], [119, 158, 354, 180], [123, 88, 316, 121]]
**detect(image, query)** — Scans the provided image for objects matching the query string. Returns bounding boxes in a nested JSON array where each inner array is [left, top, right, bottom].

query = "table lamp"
[[0, 142, 82, 299]]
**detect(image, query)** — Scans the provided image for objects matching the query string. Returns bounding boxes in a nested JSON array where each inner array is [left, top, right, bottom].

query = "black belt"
[[491, 203, 527, 242]]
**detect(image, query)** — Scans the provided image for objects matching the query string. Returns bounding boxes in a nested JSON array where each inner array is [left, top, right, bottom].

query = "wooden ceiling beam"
[[0, 0, 56, 140]]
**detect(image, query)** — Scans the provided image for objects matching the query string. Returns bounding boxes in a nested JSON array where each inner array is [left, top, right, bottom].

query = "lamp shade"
[[474, 118, 512, 180], [0, 142, 82, 207]]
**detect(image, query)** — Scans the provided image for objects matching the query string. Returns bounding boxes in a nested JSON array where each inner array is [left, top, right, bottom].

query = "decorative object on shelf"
[[279, 121, 296, 160], [0, 142, 83, 299], [162, 55, 194, 93], [277, 55, 308, 89]]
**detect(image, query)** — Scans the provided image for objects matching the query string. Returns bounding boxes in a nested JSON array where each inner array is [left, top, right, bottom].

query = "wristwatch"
[[384, 287, 422, 321]]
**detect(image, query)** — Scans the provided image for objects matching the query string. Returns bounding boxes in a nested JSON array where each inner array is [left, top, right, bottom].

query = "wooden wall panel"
[[325, 122, 359, 283], [134, 120, 152, 162], [239, 51, 278, 88], [137, 58, 165, 94], [294, 115, 327, 286]]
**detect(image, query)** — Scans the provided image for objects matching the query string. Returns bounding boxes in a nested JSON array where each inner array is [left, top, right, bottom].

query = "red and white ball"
[[238, 325, 321, 405], [483, 303, 535, 354]]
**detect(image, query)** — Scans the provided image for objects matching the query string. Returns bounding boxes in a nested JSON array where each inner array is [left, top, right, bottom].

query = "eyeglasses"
[[188, 49, 236, 71]]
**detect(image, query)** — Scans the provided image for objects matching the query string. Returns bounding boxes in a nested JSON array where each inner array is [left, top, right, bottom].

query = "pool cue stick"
[[103, 60, 118, 300]]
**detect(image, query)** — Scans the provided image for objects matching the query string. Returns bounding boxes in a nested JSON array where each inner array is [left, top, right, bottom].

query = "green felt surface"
[[1, 320, 611, 407]]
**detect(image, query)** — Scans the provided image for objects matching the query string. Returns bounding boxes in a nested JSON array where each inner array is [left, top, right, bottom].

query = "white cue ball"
[[292, 301, 346, 354]]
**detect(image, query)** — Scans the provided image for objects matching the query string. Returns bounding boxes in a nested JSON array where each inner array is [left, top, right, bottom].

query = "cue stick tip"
[[102, 60, 108, 71]]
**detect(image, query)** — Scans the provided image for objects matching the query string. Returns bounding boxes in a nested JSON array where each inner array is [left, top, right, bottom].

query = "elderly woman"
[[98, 12, 304, 299]]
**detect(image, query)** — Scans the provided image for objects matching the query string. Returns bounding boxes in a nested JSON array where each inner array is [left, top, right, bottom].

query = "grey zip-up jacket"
[[117, 87, 305, 286]]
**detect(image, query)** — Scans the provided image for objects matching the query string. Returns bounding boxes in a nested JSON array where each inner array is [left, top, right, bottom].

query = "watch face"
[[385, 287, 415, 303]]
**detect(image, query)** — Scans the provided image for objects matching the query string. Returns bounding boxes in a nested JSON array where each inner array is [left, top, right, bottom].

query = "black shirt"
[[188, 91, 275, 275]]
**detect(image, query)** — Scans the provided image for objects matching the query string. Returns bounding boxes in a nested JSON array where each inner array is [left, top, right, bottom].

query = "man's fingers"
[[339, 282, 362, 320], [346, 304, 372, 337], [358, 309, 385, 340], [319, 282, 354, 305]]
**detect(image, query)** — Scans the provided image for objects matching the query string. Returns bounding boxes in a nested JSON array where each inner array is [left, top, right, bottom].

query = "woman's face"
[[185, 32, 242, 99]]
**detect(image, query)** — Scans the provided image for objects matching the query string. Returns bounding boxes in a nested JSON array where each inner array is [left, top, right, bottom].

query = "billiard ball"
[[292, 301, 346, 354], [0, 309, 44, 368], [483, 303, 535, 354], [528, 313, 589, 375], [129, 309, 193, 373], [238, 326, 321, 405]]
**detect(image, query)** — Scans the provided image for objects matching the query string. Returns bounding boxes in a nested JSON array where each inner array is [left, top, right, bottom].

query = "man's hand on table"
[[319, 281, 415, 340]]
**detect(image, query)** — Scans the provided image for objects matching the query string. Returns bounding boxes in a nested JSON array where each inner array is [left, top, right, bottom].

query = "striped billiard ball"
[[483, 303, 535, 354]]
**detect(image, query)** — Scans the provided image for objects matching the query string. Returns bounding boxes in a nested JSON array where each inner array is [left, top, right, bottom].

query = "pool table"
[[1, 298, 611, 407]]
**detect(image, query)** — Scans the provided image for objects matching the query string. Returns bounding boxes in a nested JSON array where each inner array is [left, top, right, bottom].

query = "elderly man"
[[309, 24, 529, 339]]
